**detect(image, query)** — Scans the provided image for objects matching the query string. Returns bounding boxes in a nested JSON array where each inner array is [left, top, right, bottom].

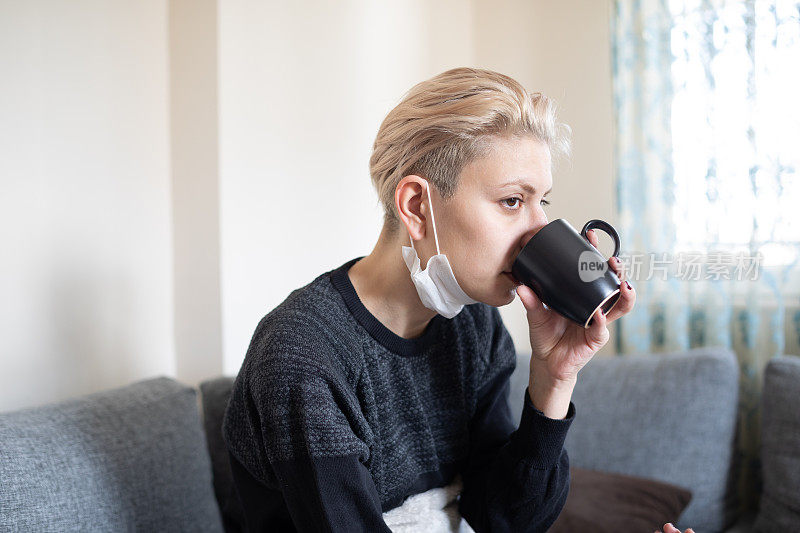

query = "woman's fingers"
[[515, 283, 542, 311], [585, 229, 636, 323], [659, 523, 693, 533], [584, 306, 609, 350], [604, 256, 635, 322], [515, 283, 551, 329], [609, 253, 626, 283], [588, 228, 625, 286], [586, 228, 599, 249]]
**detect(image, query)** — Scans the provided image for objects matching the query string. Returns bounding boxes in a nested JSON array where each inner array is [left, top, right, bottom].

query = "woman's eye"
[[502, 197, 550, 210]]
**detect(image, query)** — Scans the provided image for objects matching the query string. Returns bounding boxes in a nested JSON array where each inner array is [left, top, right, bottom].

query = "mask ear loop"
[[409, 180, 442, 256]]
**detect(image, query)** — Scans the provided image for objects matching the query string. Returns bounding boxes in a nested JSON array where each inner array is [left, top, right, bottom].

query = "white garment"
[[381, 473, 476, 533]]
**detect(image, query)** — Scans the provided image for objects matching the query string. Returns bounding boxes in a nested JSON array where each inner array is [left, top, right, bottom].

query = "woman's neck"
[[347, 227, 439, 339]]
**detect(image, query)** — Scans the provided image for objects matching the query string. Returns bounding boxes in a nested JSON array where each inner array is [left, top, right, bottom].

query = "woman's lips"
[[503, 271, 523, 286]]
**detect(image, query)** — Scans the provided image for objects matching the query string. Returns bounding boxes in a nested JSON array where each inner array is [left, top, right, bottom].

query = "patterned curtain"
[[612, 0, 800, 517]]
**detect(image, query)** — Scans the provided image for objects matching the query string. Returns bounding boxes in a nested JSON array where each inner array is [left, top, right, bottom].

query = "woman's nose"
[[520, 212, 549, 249]]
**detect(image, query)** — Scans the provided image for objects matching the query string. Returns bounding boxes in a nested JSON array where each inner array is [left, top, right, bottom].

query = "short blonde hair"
[[369, 67, 571, 233]]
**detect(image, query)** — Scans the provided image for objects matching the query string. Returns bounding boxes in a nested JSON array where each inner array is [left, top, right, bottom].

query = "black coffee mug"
[[511, 219, 622, 328]]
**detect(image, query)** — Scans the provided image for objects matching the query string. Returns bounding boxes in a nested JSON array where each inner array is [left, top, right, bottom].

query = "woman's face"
[[435, 135, 553, 307]]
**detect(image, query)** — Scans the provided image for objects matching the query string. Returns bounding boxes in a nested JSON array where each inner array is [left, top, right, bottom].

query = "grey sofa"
[[1, 348, 797, 532]]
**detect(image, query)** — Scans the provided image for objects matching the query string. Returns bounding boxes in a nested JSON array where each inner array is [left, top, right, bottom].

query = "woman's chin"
[[504, 288, 519, 305], [487, 286, 520, 307], [467, 277, 520, 307]]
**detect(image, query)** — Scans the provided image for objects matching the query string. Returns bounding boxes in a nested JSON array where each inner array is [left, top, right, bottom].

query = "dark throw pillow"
[[548, 467, 693, 533]]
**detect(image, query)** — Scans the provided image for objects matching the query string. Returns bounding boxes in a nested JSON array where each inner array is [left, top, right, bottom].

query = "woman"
[[222, 67, 689, 533]]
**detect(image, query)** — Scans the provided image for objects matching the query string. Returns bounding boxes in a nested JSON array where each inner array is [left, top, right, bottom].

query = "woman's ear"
[[395, 176, 428, 242]]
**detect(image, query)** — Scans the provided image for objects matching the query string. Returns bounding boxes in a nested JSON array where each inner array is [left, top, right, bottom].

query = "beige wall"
[[170, 0, 224, 385], [0, 0, 616, 411], [0, 1, 174, 411], [473, 0, 618, 355]]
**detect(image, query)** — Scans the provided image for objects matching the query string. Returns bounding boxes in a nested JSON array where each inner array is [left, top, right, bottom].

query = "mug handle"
[[580, 219, 621, 258]]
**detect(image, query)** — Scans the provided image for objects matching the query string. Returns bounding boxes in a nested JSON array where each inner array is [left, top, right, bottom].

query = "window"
[[669, 0, 800, 267]]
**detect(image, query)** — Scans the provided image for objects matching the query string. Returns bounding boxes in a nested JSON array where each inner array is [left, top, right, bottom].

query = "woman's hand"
[[515, 229, 637, 382], [655, 522, 695, 533]]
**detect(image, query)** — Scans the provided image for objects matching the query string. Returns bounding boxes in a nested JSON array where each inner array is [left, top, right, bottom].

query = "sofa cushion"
[[199, 376, 243, 533], [508, 347, 740, 532], [548, 466, 692, 532], [754, 355, 800, 532], [0, 376, 223, 532]]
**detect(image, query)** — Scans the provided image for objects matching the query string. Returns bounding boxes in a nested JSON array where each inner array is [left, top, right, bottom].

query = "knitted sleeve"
[[457, 307, 576, 533], [237, 347, 392, 532]]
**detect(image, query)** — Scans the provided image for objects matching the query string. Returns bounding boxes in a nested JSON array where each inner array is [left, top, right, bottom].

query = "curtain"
[[612, 0, 800, 517]]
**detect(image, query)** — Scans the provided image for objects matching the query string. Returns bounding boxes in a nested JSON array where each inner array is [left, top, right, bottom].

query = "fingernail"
[[626, 281, 632, 290]]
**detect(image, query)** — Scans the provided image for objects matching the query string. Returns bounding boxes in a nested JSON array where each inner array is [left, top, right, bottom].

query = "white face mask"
[[401, 179, 479, 318]]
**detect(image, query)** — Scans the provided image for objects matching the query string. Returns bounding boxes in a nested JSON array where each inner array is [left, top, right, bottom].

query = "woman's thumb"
[[516, 284, 543, 313], [584, 308, 610, 349]]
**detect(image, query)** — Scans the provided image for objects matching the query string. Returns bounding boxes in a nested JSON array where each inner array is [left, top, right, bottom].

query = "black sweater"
[[222, 257, 576, 532]]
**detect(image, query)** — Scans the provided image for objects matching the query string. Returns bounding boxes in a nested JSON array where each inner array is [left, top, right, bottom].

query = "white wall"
[[217, 0, 476, 374], [0, 1, 173, 411], [0, 0, 616, 411]]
